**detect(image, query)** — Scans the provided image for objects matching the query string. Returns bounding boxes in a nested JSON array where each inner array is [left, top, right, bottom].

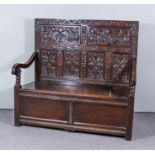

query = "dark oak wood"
[[12, 18, 139, 140]]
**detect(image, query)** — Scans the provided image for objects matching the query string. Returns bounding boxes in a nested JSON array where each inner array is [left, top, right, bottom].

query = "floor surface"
[[0, 110, 155, 150]]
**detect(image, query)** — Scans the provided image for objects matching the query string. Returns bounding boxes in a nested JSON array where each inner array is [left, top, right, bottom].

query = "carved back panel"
[[35, 19, 139, 86]]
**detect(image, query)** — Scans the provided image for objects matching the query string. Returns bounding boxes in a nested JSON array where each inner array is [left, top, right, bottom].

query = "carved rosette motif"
[[41, 25, 80, 44], [63, 51, 80, 79], [40, 50, 57, 78], [87, 52, 105, 80], [88, 27, 131, 47], [112, 54, 129, 83]]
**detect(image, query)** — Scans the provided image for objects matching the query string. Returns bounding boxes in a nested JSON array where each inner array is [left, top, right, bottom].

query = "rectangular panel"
[[20, 96, 68, 122], [40, 50, 57, 78], [87, 52, 105, 80], [87, 26, 131, 47], [63, 51, 80, 79], [111, 53, 130, 83], [74, 103, 126, 127], [40, 25, 80, 45]]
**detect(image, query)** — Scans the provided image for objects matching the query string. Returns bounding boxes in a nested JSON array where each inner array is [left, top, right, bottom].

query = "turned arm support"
[[12, 52, 37, 87]]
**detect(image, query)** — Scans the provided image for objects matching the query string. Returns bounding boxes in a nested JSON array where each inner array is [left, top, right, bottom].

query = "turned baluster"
[[15, 68, 21, 88]]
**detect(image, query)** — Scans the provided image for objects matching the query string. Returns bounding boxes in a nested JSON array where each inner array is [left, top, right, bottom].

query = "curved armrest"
[[12, 52, 37, 75], [12, 52, 37, 87]]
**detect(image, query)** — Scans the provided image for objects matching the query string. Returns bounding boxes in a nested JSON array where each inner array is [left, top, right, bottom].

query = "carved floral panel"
[[87, 52, 105, 80], [41, 25, 80, 44], [63, 51, 80, 79], [112, 54, 129, 83], [40, 50, 57, 78], [88, 27, 131, 47]]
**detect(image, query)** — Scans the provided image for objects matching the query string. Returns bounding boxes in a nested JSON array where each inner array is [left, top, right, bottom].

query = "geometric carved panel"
[[40, 50, 57, 78], [41, 25, 80, 44], [63, 51, 80, 79], [112, 54, 129, 83], [88, 27, 131, 47], [87, 52, 105, 80]]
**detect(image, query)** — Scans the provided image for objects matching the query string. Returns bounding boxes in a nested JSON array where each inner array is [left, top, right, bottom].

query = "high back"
[[35, 19, 139, 86]]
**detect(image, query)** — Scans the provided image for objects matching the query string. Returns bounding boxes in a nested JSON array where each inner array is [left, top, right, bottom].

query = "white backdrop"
[[0, 4, 155, 111]]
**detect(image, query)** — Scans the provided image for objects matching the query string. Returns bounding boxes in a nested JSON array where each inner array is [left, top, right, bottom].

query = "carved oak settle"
[[12, 19, 139, 140]]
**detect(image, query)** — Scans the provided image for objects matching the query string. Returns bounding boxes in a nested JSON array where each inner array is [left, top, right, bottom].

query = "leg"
[[14, 87, 21, 126], [125, 96, 134, 140]]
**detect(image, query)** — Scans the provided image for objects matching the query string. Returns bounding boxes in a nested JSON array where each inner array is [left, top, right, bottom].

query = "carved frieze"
[[88, 27, 131, 47], [41, 25, 80, 44], [36, 19, 138, 28]]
